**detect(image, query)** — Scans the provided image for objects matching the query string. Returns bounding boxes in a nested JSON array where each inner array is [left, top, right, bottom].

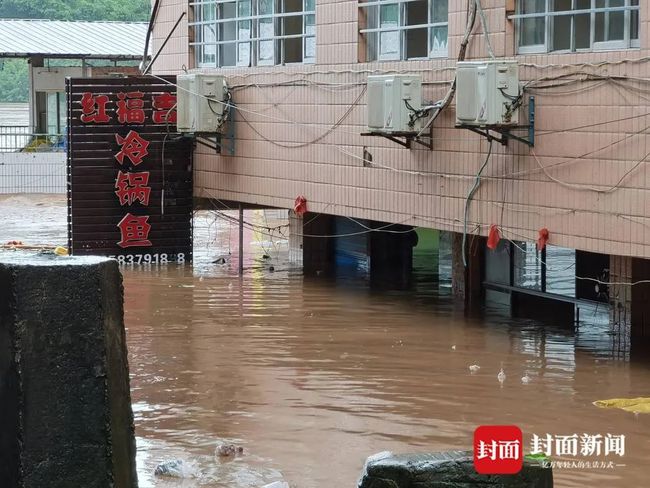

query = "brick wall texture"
[[152, 0, 650, 259]]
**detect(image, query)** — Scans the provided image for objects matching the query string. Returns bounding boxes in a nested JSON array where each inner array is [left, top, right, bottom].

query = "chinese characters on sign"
[[115, 130, 150, 166], [115, 171, 151, 206], [79, 91, 174, 248], [68, 77, 192, 262], [80, 92, 110, 123], [117, 214, 152, 248]]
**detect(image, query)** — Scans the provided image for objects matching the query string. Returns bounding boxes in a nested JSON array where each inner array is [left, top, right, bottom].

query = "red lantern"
[[487, 224, 501, 250], [294, 195, 307, 216], [537, 228, 550, 251]]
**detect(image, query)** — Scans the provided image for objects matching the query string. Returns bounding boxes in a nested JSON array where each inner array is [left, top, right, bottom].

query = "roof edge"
[[0, 18, 148, 25]]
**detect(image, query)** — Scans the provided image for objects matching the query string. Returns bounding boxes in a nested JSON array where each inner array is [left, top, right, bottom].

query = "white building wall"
[[0, 153, 67, 194]]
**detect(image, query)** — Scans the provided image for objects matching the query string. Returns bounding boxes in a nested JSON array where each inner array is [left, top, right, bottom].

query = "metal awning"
[[0, 19, 149, 60]]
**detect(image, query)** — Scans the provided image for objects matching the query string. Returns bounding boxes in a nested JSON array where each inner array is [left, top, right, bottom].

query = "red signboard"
[[67, 76, 192, 264]]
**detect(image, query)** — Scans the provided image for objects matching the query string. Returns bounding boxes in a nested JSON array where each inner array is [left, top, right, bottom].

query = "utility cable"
[[531, 145, 650, 194], [475, 0, 496, 59], [505, 236, 650, 288], [415, 0, 478, 138], [462, 139, 493, 267], [237, 85, 366, 148]]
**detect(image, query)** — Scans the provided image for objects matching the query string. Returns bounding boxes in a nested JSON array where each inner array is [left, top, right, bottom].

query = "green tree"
[[0, 0, 151, 22], [0, 59, 29, 102]]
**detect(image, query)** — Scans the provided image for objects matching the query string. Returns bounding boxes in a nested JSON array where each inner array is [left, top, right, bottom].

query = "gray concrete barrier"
[[358, 451, 553, 488], [0, 254, 137, 487]]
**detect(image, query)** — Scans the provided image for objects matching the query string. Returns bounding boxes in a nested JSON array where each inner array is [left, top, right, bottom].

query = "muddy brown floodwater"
[[2, 194, 650, 488]]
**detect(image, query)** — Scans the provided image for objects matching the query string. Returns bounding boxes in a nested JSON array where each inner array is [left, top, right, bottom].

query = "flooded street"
[[2, 194, 650, 487], [0, 103, 29, 126]]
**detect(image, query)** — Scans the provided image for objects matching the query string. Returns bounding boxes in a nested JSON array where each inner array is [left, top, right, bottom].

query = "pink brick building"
[[150, 1, 650, 333]]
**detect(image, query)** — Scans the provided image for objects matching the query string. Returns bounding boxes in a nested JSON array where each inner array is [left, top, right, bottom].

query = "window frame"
[[515, 0, 640, 54], [189, 0, 316, 68], [358, 0, 449, 62]]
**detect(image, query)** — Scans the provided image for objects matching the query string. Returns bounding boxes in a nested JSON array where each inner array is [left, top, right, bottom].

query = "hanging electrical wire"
[[237, 85, 366, 149], [143, 5, 650, 254], [414, 0, 478, 139], [462, 139, 494, 267], [474, 0, 496, 59]]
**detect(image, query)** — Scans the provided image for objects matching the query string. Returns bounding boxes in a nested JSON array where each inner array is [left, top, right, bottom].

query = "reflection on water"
[[2, 196, 650, 487]]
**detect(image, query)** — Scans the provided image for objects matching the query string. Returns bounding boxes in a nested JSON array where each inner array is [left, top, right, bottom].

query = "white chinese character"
[[580, 434, 603, 456], [477, 440, 497, 460], [531, 434, 553, 456], [555, 434, 579, 456], [498, 440, 521, 460], [604, 434, 625, 457]]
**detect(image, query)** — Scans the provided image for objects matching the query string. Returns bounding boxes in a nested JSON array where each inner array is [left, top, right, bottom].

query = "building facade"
[[151, 0, 648, 258], [151, 1, 650, 331]]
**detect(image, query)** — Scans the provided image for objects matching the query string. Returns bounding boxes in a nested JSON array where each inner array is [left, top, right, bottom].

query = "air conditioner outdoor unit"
[[456, 60, 520, 127], [177, 73, 229, 133], [367, 75, 423, 134]]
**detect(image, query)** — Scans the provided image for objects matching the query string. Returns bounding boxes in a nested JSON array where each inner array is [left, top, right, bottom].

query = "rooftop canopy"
[[0, 19, 149, 60]]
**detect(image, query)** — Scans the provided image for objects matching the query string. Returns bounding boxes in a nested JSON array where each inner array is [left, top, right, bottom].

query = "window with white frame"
[[516, 0, 639, 54], [190, 0, 315, 67], [358, 0, 448, 61]]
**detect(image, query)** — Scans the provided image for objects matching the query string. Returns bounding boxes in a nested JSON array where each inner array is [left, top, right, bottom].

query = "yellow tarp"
[[593, 398, 650, 414]]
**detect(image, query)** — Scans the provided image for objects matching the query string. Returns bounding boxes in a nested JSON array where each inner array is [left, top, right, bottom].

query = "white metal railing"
[[0, 126, 65, 153]]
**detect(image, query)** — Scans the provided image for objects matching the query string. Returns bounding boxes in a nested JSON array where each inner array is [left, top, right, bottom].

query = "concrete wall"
[[152, 1, 650, 259], [31, 67, 84, 92], [0, 153, 67, 194]]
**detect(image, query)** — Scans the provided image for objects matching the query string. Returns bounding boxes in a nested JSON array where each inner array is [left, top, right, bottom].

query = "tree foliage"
[[0, 0, 151, 22], [0, 0, 151, 102], [0, 59, 29, 102]]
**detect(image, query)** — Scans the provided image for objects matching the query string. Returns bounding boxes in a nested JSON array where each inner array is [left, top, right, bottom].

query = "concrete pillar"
[[576, 251, 610, 302], [0, 255, 138, 488], [302, 212, 334, 275], [609, 255, 632, 327], [631, 257, 650, 340], [451, 232, 485, 308], [28, 56, 44, 132], [369, 222, 416, 287], [288, 210, 303, 266], [451, 232, 466, 299]]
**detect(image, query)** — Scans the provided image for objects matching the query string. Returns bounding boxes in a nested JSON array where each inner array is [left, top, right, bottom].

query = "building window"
[[190, 0, 315, 67], [516, 0, 639, 54], [359, 0, 448, 61]]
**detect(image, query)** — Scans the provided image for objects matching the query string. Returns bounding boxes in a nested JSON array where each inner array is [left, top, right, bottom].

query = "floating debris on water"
[[497, 368, 506, 384], [261, 482, 290, 488], [154, 459, 199, 479], [468, 364, 480, 373], [593, 398, 650, 414], [216, 443, 244, 457]]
